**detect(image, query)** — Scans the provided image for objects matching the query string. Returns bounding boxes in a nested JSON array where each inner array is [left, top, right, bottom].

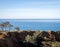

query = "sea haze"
[[0, 19, 60, 31]]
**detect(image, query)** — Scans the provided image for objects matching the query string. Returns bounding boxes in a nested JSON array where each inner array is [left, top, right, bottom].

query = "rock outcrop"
[[0, 31, 60, 47]]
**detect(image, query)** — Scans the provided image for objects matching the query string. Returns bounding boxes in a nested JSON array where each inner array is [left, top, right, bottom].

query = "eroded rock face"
[[0, 31, 60, 47], [48, 31, 60, 41], [0, 31, 35, 47]]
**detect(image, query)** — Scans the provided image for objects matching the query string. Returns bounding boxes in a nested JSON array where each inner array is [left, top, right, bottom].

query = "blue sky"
[[0, 0, 60, 9], [0, 0, 60, 19]]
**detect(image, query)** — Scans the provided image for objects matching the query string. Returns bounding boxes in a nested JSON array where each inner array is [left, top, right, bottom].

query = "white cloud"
[[32, 2, 60, 5], [0, 8, 60, 19]]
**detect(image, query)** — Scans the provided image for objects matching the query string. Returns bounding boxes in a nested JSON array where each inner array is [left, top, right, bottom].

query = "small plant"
[[14, 26, 20, 31], [25, 35, 32, 42]]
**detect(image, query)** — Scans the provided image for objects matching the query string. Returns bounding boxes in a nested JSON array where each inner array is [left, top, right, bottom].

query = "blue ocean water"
[[0, 19, 60, 31]]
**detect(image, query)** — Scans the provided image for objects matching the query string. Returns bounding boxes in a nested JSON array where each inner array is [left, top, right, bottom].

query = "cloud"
[[0, 8, 60, 19]]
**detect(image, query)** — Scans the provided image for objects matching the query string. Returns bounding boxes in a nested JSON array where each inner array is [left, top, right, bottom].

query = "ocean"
[[0, 19, 60, 31]]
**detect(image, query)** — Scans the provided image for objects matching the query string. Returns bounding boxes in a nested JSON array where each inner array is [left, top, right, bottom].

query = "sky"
[[0, 0, 60, 19]]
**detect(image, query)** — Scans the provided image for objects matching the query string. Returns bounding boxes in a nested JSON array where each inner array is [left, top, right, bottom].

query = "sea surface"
[[0, 19, 60, 31]]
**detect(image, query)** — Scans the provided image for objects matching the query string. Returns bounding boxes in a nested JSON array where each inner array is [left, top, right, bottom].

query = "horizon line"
[[0, 19, 60, 20]]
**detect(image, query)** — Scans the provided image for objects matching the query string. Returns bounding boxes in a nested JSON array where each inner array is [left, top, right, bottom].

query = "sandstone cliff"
[[0, 31, 60, 47]]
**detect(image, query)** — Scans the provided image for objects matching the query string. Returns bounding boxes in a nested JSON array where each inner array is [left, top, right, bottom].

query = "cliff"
[[0, 31, 60, 47]]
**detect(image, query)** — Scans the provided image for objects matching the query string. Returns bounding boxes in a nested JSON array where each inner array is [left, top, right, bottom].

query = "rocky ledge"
[[0, 30, 60, 47]]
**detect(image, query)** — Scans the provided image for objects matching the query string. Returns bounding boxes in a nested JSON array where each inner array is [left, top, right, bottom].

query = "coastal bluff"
[[0, 30, 60, 47]]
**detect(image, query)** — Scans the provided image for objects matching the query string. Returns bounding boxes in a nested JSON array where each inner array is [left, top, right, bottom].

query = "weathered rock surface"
[[0, 31, 60, 47]]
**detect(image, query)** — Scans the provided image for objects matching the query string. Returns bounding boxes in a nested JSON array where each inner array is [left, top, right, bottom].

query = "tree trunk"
[[5, 27, 6, 31], [1, 27, 4, 31], [9, 27, 10, 32]]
